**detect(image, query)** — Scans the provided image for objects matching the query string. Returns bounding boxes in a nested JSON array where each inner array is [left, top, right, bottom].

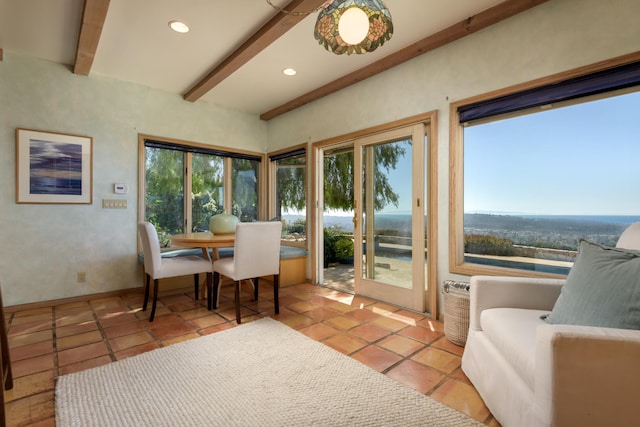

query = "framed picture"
[[16, 128, 93, 204]]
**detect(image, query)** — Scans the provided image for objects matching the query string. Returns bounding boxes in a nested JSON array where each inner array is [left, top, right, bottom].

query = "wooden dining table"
[[170, 232, 236, 302], [170, 232, 235, 261]]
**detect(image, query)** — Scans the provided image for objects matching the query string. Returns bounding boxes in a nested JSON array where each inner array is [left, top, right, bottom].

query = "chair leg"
[[253, 277, 259, 301], [142, 274, 151, 311], [206, 272, 213, 310], [235, 281, 242, 324], [273, 274, 280, 315], [211, 272, 220, 310], [193, 273, 200, 300], [150, 278, 159, 322]]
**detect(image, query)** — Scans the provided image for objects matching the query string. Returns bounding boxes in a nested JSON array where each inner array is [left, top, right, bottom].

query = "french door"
[[315, 122, 434, 314], [354, 124, 427, 312]]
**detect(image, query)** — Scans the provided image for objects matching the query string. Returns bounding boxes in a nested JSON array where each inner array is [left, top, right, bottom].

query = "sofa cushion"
[[481, 308, 550, 389], [544, 239, 640, 330]]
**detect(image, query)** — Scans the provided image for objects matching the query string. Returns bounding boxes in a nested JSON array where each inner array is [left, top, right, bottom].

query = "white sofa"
[[461, 223, 640, 427]]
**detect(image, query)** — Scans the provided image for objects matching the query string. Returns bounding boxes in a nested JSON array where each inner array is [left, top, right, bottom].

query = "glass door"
[[353, 124, 427, 312], [316, 144, 356, 294], [314, 121, 433, 314]]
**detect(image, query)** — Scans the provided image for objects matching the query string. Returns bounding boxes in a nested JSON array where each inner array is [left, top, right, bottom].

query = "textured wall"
[[0, 54, 266, 305]]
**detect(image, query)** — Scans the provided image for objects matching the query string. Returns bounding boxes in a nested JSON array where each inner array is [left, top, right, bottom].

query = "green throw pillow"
[[544, 239, 640, 330]]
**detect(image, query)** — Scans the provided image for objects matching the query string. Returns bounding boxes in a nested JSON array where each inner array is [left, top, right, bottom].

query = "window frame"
[[268, 143, 309, 248], [138, 134, 266, 239], [449, 52, 640, 278]]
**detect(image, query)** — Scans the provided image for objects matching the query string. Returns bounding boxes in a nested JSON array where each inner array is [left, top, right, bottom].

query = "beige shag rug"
[[56, 317, 483, 427]]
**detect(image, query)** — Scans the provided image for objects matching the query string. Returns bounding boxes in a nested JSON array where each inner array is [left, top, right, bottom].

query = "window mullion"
[[223, 157, 232, 213], [185, 152, 193, 232]]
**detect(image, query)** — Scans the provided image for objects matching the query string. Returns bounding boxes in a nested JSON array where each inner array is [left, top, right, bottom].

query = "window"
[[269, 147, 307, 245], [450, 56, 640, 277], [232, 158, 260, 222], [140, 136, 263, 244]]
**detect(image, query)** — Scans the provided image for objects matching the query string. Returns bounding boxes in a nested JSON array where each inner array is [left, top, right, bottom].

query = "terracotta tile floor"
[[4, 281, 499, 426]]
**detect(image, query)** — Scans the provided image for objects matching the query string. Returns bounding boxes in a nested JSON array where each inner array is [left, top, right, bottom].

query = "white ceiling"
[[1, 0, 509, 117]]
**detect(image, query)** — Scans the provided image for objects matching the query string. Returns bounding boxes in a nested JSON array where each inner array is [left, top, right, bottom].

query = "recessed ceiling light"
[[283, 68, 297, 76], [169, 20, 190, 34]]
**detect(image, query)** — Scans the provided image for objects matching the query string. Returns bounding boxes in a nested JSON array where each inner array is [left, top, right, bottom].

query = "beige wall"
[[265, 0, 640, 311]]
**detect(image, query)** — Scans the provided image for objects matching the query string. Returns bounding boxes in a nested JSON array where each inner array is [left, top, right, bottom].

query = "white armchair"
[[462, 223, 640, 427]]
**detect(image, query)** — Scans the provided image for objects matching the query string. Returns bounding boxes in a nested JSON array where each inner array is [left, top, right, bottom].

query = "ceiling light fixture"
[[266, 0, 393, 55], [283, 68, 297, 76], [168, 20, 190, 34]]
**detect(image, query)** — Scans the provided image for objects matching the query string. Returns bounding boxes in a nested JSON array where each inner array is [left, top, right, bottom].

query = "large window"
[[140, 136, 263, 245], [450, 56, 640, 277], [269, 146, 307, 246]]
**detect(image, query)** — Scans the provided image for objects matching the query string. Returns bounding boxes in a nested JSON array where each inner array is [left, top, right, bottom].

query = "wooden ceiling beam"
[[260, 0, 550, 120], [74, 0, 110, 76], [183, 0, 328, 102]]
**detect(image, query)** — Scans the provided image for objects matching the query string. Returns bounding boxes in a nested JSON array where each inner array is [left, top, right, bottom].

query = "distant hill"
[[464, 213, 638, 249]]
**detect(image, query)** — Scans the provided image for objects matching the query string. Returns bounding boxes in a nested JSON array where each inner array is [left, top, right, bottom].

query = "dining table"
[[170, 232, 236, 302], [170, 232, 235, 262]]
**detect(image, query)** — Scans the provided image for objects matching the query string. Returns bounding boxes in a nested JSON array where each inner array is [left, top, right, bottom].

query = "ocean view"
[[284, 213, 640, 250]]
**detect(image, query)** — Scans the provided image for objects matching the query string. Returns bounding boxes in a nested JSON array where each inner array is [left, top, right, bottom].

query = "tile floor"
[[4, 280, 499, 426]]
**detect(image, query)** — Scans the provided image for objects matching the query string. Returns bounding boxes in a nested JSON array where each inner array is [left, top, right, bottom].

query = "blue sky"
[[378, 140, 413, 214], [328, 89, 640, 217], [464, 90, 640, 216]]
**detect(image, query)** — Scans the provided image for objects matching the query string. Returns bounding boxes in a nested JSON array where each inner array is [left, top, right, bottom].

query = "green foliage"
[[320, 141, 408, 213], [464, 234, 515, 256], [145, 148, 184, 235], [145, 148, 225, 234], [323, 226, 354, 264], [323, 151, 355, 212], [231, 159, 259, 222], [275, 141, 408, 220], [334, 238, 354, 259], [284, 218, 306, 235], [276, 156, 306, 212]]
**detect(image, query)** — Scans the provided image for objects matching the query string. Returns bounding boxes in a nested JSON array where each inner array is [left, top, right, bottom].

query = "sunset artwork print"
[[29, 139, 83, 195]]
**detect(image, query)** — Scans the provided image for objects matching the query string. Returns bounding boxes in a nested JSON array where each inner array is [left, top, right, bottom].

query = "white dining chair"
[[209, 221, 282, 323], [138, 222, 213, 321]]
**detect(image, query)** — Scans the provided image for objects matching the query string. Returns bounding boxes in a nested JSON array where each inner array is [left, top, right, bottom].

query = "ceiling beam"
[[260, 0, 550, 120], [73, 0, 110, 76], [183, 0, 328, 102]]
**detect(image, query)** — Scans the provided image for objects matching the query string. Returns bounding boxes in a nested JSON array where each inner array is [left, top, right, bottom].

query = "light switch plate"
[[102, 199, 127, 209]]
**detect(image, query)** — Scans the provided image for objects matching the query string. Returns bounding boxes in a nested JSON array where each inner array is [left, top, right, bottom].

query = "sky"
[[464, 90, 640, 216], [313, 89, 640, 218]]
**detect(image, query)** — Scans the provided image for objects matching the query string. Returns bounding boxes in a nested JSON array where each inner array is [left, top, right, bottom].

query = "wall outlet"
[[77, 272, 86, 283]]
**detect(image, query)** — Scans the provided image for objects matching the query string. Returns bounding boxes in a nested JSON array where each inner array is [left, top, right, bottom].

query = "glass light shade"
[[338, 7, 369, 45], [314, 0, 393, 55]]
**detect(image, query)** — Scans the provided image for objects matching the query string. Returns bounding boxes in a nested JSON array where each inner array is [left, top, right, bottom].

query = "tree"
[[145, 148, 184, 234], [323, 141, 408, 212], [145, 148, 225, 233]]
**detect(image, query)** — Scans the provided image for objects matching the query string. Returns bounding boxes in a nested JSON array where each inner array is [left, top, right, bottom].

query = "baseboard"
[[5, 287, 143, 313]]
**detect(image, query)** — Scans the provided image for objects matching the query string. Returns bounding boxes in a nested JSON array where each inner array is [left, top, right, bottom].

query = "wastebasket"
[[442, 280, 470, 346]]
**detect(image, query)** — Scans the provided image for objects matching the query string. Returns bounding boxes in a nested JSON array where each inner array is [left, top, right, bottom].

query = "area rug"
[[56, 318, 483, 427]]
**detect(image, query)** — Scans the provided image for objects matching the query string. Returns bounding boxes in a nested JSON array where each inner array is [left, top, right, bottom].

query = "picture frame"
[[16, 128, 93, 204]]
